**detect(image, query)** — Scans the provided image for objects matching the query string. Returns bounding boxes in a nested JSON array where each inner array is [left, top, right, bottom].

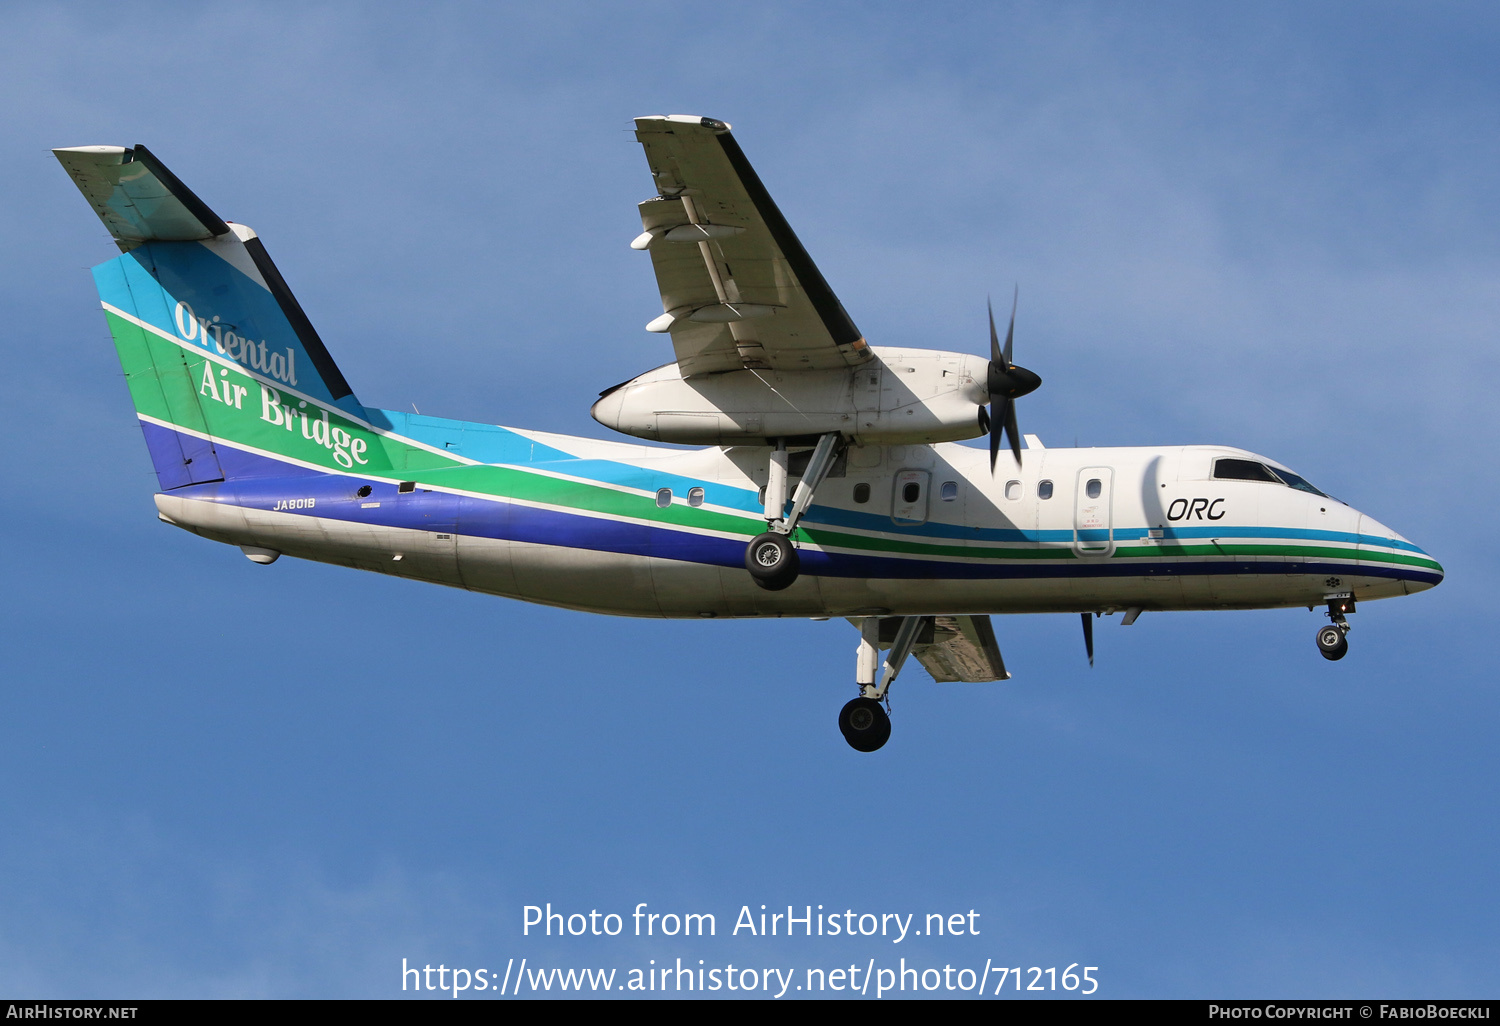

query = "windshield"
[[1271, 468, 1329, 498]]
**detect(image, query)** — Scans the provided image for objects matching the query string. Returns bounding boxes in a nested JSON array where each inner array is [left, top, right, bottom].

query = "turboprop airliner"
[[54, 116, 1442, 751]]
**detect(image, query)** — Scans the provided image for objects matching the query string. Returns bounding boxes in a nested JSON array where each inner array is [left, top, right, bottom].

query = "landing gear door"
[[1074, 467, 1114, 557]]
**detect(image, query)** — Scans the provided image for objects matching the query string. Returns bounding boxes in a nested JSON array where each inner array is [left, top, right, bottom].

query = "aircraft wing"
[[632, 116, 873, 376], [913, 615, 1011, 683]]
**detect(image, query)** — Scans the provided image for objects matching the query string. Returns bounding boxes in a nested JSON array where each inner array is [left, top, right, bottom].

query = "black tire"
[[1317, 625, 1348, 661], [745, 532, 799, 591], [839, 697, 891, 752]]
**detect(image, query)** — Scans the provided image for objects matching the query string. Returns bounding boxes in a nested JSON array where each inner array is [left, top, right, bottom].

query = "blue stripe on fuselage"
[[152, 424, 1441, 587], [366, 410, 764, 513]]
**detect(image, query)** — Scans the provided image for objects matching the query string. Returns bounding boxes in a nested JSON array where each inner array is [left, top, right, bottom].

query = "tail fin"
[[56, 145, 370, 489]]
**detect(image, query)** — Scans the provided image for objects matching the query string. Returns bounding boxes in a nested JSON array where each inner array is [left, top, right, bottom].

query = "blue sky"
[[1, 1, 1495, 998]]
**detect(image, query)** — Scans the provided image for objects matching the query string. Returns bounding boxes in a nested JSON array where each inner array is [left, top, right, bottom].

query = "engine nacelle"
[[591, 347, 991, 446]]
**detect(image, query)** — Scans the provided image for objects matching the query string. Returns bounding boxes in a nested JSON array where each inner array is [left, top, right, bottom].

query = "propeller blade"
[[1003, 395, 1021, 467], [989, 398, 1008, 472], [1003, 286, 1016, 366], [1081, 612, 1094, 667], [984, 288, 1036, 473], [988, 296, 1002, 365]]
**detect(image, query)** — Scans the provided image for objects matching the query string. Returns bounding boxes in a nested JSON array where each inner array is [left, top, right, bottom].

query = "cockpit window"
[[1213, 458, 1281, 483], [1271, 468, 1329, 498], [1214, 457, 1331, 498]]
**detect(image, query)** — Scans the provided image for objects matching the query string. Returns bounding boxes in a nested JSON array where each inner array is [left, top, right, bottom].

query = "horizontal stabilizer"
[[53, 145, 230, 251], [914, 615, 1010, 682]]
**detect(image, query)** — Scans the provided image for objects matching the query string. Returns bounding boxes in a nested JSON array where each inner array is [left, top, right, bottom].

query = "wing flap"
[[914, 615, 1011, 683]]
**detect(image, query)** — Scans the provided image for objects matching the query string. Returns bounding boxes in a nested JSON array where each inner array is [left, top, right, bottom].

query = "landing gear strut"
[[746, 433, 843, 590], [1316, 593, 1354, 661], [839, 616, 926, 752]]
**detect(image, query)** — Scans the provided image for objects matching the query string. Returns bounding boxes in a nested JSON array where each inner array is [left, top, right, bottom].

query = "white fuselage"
[[154, 434, 1438, 621]]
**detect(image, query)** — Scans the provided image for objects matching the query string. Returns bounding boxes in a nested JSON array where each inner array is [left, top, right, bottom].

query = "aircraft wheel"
[[1316, 625, 1349, 661], [839, 697, 891, 752], [745, 532, 799, 590]]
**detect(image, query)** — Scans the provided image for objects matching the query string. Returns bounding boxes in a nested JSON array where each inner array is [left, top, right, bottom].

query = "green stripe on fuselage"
[[108, 310, 1440, 576]]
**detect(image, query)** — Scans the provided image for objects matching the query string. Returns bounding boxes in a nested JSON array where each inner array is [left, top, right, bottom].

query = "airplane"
[[54, 116, 1443, 752]]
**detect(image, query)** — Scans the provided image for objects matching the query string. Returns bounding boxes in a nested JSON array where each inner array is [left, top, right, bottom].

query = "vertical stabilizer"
[[56, 146, 367, 489]]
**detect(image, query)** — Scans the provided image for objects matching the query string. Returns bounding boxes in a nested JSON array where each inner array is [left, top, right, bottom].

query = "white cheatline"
[[138, 412, 765, 542], [137, 412, 387, 481], [103, 301, 480, 466], [104, 302, 803, 516]]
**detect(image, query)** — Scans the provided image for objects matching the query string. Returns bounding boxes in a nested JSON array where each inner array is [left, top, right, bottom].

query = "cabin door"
[[1074, 467, 1114, 557]]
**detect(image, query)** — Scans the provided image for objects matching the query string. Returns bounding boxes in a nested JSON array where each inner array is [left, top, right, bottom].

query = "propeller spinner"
[[978, 291, 1042, 472]]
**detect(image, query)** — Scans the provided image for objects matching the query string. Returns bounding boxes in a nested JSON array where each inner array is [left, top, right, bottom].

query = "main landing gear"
[[839, 697, 891, 752], [745, 433, 844, 591], [839, 616, 925, 752], [1316, 593, 1355, 661], [745, 532, 798, 590]]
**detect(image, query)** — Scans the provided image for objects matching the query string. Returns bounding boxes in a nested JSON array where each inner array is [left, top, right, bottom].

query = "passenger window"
[[903, 482, 921, 503], [1086, 478, 1102, 499], [656, 488, 672, 508], [940, 481, 958, 502], [1005, 480, 1021, 500], [688, 487, 704, 507], [1038, 480, 1054, 500], [853, 482, 871, 504]]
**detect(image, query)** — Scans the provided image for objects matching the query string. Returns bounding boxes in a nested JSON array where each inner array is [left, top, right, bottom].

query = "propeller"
[[1081, 612, 1094, 667], [979, 290, 1043, 472]]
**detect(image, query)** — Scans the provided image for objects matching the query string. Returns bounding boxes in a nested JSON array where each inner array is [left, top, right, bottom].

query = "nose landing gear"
[[1316, 593, 1354, 661], [1316, 624, 1349, 660]]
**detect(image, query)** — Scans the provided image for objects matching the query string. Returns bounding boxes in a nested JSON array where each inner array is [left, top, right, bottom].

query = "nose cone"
[[1358, 513, 1444, 592]]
